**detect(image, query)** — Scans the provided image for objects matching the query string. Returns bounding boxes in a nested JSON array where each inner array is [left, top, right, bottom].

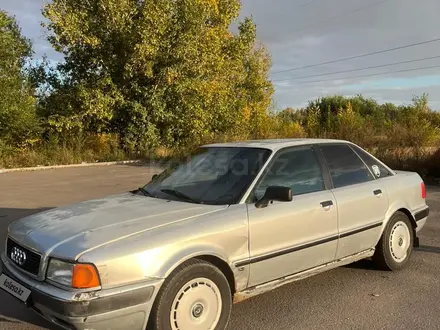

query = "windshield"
[[143, 147, 272, 205]]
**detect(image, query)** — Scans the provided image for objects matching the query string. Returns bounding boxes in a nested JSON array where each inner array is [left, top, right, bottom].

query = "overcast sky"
[[2, 0, 440, 110]]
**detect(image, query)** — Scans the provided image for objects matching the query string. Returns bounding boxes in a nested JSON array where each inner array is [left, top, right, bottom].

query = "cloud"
[[0, 0, 62, 60], [344, 75, 440, 91], [240, 0, 440, 110], [2, 0, 440, 109]]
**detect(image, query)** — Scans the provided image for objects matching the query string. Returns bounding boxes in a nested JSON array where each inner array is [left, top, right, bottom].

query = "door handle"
[[373, 189, 383, 197], [320, 200, 333, 208]]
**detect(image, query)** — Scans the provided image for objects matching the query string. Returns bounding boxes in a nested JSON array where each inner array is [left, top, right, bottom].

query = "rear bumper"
[[414, 207, 429, 222], [1, 253, 164, 330], [414, 206, 429, 233]]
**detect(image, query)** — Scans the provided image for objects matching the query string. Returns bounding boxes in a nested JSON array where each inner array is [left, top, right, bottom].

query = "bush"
[[0, 133, 128, 168], [1, 85, 440, 181]]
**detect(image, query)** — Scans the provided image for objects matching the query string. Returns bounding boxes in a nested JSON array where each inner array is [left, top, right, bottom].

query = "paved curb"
[[0, 160, 147, 174]]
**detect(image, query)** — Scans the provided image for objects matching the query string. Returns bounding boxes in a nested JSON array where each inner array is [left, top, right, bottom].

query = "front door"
[[246, 146, 338, 287]]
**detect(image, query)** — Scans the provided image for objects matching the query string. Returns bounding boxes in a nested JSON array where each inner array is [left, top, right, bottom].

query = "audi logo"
[[10, 247, 27, 266]]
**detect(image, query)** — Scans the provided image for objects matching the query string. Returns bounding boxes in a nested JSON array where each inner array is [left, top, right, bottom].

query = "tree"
[[0, 10, 39, 147], [412, 93, 430, 113], [42, 0, 273, 152], [239, 38, 274, 139]]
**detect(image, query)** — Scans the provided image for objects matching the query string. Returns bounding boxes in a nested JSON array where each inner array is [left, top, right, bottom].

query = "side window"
[[253, 147, 325, 200], [320, 144, 374, 188], [350, 145, 394, 179]]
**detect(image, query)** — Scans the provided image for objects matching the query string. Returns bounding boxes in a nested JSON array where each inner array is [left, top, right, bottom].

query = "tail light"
[[421, 182, 426, 199]]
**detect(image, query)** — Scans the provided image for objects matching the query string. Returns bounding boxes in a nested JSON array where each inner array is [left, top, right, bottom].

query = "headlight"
[[46, 259, 100, 289], [46, 259, 74, 287]]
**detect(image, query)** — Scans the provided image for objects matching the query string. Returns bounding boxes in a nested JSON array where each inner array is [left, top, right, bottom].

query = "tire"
[[373, 211, 414, 271], [147, 259, 232, 330]]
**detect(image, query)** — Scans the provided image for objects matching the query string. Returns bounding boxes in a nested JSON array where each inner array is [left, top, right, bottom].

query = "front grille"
[[6, 238, 41, 276]]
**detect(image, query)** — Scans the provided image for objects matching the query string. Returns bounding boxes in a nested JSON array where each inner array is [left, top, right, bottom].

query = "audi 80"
[[1, 139, 429, 330]]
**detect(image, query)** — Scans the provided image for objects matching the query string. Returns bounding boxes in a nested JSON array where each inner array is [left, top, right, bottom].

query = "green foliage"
[[280, 94, 440, 149], [1, 7, 440, 179], [41, 0, 273, 152], [273, 94, 440, 178], [0, 10, 40, 147]]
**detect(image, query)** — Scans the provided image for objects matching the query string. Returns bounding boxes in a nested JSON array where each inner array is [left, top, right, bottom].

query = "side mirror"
[[255, 186, 292, 209], [152, 174, 158, 180]]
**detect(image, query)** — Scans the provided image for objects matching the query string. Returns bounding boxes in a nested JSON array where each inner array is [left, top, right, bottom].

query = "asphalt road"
[[0, 165, 439, 330]]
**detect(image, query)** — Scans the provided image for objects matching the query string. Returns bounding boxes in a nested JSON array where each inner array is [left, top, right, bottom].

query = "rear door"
[[318, 143, 389, 259]]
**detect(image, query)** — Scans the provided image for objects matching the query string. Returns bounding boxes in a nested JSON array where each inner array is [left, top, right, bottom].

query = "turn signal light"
[[72, 264, 100, 289], [421, 182, 426, 199]]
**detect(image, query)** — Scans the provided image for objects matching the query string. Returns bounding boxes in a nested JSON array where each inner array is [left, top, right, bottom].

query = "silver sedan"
[[1, 139, 430, 330]]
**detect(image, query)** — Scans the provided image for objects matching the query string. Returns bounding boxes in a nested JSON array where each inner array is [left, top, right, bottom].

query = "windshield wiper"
[[161, 189, 201, 204], [136, 187, 153, 197]]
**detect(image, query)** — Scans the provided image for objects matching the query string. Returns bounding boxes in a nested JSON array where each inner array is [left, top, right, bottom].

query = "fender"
[[377, 199, 415, 242], [152, 243, 248, 292], [162, 244, 230, 278]]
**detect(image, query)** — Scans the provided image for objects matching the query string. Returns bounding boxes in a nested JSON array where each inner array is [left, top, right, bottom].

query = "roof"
[[203, 138, 351, 151]]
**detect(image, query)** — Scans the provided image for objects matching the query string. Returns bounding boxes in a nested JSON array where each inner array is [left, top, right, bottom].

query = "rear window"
[[350, 145, 394, 179], [320, 144, 374, 188]]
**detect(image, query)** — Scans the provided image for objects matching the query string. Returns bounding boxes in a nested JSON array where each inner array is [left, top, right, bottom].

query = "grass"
[[0, 134, 129, 168], [0, 146, 129, 168]]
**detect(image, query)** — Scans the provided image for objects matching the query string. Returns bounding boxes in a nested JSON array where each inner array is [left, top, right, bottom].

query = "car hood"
[[8, 193, 227, 260]]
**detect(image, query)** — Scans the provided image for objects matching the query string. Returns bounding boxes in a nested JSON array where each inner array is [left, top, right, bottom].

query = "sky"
[[2, 0, 440, 110]]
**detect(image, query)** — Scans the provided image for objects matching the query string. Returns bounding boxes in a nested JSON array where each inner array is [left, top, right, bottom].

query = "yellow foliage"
[[242, 105, 251, 122], [272, 120, 306, 139], [204, 0, 219, 13], [154, 146, 173, 159]]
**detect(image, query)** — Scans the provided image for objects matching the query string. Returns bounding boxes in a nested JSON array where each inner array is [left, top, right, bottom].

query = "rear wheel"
[[148, 259, 232, 330], [373, 212, 414, 271]]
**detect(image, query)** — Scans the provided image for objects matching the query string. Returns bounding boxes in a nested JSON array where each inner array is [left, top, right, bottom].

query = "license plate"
[[0, 273, 31, 303]]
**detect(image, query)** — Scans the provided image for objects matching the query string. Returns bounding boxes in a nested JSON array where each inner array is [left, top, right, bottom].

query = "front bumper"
[[1, 253, 164, 330]]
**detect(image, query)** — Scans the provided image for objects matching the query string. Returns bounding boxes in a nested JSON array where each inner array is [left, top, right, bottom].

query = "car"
[[0, 139, 430, 330]]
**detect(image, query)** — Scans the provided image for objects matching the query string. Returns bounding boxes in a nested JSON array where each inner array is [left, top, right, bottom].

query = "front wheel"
[[148, 259, 232, 330], [373, 211, 414, 271]]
